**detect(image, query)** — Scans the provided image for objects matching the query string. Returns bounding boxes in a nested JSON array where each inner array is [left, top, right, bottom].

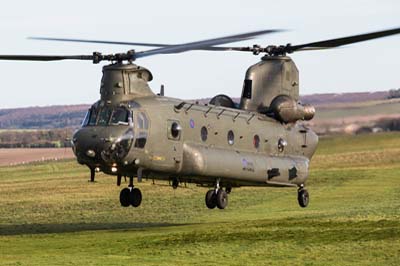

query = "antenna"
[[159, 84, 165, 96]]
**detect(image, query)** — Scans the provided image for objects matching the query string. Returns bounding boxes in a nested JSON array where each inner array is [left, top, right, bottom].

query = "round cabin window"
[[253, 135, 260, 149], [227, 130, 234, 145], [201, 126, 208, 142], [171, 122, 181, 139]]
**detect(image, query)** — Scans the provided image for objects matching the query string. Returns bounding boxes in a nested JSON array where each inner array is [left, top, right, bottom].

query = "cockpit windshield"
[[82, 106, 131, 127], [97, 107, 113, 126]]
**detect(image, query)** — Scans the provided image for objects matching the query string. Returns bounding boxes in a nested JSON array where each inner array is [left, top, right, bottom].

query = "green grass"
[[1, 132, 400, 265]]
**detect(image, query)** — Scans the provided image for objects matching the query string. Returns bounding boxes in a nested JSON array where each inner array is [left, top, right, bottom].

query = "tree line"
[[0, 129, 74, 148], [388, 89, 400, 99]]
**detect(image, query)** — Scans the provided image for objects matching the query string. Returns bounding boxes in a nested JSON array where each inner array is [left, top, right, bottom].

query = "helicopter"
[[1, 27, 399, 210]]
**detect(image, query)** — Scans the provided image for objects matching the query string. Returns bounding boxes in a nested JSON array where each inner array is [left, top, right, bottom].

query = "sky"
[[0, 0, 399, 108]]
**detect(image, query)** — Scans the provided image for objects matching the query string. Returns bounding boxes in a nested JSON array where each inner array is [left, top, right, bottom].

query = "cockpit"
[[79, 104, 149, 153]]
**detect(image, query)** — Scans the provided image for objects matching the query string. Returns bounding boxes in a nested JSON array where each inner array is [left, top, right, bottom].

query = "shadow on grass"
[[156, 218, 400, 246], [0, 222, 186, 236]]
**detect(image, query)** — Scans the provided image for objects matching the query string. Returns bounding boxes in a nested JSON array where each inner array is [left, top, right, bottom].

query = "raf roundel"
[[189, 119, 195, 129]]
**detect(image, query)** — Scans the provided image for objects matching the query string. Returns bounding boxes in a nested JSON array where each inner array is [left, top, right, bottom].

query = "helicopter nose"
[[72, 127, 134, 165]]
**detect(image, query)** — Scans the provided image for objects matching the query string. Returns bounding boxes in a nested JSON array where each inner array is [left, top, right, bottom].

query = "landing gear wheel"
[[130, 188, 142, 207], [298, 188, 309, 208], [172, 178, 179, 189], [216, 189, 228, 209], [205, 189, 217, 209], [119, 188, 131, 207]]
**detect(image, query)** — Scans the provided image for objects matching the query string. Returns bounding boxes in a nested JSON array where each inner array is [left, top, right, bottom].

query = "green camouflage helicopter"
[[1, 27, 399, 209]]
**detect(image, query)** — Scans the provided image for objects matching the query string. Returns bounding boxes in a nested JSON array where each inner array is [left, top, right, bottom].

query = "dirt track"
[[0, 148, 75, 166]]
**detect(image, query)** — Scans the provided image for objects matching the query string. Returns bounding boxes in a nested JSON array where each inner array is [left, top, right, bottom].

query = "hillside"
[[300, 90, 389, 106], [0, 90, 398, 138], [0, 105, 89, 129]]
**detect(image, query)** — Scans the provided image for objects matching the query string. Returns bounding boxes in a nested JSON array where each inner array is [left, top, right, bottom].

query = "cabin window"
[[201, 126, 208, 142], [227, 130, 234, 145], [167, 120, 182, 140], [97, 107, 112, 126], [242, 79, 252, 99], [171, 122, 181, 139], [110, 107, 129, 125]]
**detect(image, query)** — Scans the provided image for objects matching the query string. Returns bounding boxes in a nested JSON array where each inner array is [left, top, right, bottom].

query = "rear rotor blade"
[[289, 27, 400, 52], [192, 27, 400, 55]]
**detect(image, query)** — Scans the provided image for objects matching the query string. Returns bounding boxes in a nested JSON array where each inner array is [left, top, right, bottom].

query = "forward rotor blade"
[[29, 37, 171, 48], [28, 38, 258, 53], [289, 27, 400, 52], [0, 53, 124, 64], [28, 37, 235, 53], [135, 29, 283, 58], [0, 54, 94, 61]]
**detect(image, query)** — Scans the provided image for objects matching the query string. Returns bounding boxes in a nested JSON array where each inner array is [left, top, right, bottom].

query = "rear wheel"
[[205, 189, 217, 209], [216, 189, 228, 209], [298, 188, 309, 208]]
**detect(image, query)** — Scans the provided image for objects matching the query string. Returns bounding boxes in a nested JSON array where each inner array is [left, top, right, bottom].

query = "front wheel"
[[120, 188, 131, 207], [130, 188, 142, 207]]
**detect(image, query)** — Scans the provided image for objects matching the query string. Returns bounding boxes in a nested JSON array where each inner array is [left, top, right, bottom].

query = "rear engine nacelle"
[[269, 95, 315, 123]]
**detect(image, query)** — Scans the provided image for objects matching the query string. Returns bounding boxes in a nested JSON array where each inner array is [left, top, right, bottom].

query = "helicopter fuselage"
[[72, 96, 318, 189]]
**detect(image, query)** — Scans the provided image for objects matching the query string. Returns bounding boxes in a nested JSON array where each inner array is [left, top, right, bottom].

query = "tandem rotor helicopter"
[[1, 27, 399, 209]]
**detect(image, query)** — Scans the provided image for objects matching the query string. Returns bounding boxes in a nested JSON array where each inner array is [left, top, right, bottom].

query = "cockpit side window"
[[81, 109, 91, 127], [137, 112, 149, 129], [97, 107, 112, 126], [88, 108, 98, 126], [110, 107, 129, 126], [134, 111, 149, 149]]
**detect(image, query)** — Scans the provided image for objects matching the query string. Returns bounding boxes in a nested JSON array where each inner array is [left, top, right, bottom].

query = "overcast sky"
[[0, 0, 399, 108]]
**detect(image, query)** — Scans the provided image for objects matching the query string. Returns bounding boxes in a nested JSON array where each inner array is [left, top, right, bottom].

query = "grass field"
[[0, 133, 399, 265]]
